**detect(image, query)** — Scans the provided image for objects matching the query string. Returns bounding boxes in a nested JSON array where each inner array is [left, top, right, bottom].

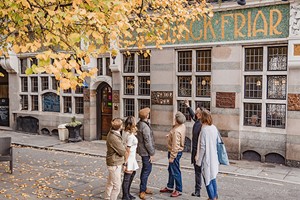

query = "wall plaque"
[[112, 90, 120, 103], [151, 91, 173, 105], [294, 44, 300, 56], [216, 92, 235, 108]]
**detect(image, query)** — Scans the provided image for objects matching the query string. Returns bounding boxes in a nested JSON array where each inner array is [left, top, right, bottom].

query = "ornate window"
[[178, 51, 192, 72], [41, 77, 49, 91], [63, 96, 72, 113], [52, 77, 58, 90], [178, 76, 192, 97], [20, 95, 28, 110], [31, 95, 39, 111], [75, 97, 84, 114], [21, 77, 28, 92], [19, 57, 83, 115], [122, 52, 151, 117], [124, 76, 135, 95], [138, 76, 150, 95], [31, 77, 38, 92], [42, 93, 60, 112], [97, 57, 111, 76], [177, 49, 211, 118], [196, 50, 211, 72], [243, 46, 287, 129], [124, 98, 134, 117]]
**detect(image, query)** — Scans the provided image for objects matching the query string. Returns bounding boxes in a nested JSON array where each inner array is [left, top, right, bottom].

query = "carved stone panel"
[[288, 93, 300, 111], [294, 44, 300, 56], [216, 92, 235, 108], [112, 90, 120, 103], [290, 3, 300, 36], [151, 91, 173, 105]]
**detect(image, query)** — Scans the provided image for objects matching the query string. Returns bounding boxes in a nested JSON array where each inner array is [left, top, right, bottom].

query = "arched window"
[[42, 92, 60, 112]]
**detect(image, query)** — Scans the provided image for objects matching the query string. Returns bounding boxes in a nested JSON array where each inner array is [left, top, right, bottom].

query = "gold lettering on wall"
[[252, 11, 268, 36], [190, 20, 203, 40], [204, 16, 216, 40], [269, 9, 282, 36], [234, 13, 246, 38], [247, 11, 252, 37], [221, 14, 233, 39]]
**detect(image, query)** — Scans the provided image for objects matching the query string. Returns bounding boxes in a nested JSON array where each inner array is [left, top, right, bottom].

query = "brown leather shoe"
[[170, 191, 182, 197], [139, 192, 146, 200], [145, 188, 153, 194], [159, 187, 173, 193]]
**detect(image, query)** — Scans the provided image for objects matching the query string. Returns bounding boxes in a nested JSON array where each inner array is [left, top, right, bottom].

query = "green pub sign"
[[176, 4, 289, 44]]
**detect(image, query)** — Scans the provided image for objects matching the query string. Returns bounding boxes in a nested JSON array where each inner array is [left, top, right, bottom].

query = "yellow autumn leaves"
[[0, 0, 212, 89]]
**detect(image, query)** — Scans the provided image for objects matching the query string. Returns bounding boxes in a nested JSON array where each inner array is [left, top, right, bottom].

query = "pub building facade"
[[1, 0, 300, 166]]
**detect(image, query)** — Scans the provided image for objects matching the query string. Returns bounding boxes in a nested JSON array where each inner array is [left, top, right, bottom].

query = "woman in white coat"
[[195, 110, 220, 200]]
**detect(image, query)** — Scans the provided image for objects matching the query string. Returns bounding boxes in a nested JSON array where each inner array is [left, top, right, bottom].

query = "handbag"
[[217, 132, 229, 165]]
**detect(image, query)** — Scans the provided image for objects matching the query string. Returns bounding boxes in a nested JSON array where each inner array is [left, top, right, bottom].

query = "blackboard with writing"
[[0, 98, 9, 126]]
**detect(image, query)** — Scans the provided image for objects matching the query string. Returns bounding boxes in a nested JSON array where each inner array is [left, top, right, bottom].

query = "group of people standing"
[[104, 100, 221, 200]]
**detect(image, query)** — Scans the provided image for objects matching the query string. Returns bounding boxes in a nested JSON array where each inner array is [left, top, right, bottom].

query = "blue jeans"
[[167, 151, 183, 192], [140, 156, 152, 192], [206, 178, 218, 199]]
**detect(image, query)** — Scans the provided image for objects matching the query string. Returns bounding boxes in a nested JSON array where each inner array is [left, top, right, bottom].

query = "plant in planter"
[[66, 116, 82, 142]]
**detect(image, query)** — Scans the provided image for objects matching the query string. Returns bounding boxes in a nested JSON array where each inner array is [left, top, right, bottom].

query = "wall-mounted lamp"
[[112, 55, 116, 64], [256, 80, 261, 86], [202, 79, 207, 86]]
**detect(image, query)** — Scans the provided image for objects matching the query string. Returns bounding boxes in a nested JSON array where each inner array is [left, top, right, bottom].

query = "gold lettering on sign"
[[190, 20, 203, 40], [204, 16, 216, 40], [253, 11, 268, 36], [221, 14, 233, 39], [247, 11, 252, 37], [269, 9, 282, 36], [234, 13, 246, 38]]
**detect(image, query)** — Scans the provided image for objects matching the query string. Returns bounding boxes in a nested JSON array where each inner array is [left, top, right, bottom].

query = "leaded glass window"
[[178, 51, 192, 72], [178, 76, 192, 97]]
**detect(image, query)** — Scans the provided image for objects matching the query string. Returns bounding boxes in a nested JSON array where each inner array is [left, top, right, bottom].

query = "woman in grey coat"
[[195, 110, 220, 200]]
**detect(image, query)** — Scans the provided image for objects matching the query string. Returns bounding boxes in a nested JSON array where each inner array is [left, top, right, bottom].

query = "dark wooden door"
[[96, 83, 112, 140]]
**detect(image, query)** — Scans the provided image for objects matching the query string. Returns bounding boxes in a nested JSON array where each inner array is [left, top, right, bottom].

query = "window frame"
[[242, 45, 288, 132], [176, 49, 212, 119], [121, 52, 151, 118]]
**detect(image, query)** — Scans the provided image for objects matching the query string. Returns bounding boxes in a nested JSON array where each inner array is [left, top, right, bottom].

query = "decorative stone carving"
[[288, 93, 300, 111], [112, 90, 120, 103], [216, 92, 235, 108], [290, 3, 300, 36]]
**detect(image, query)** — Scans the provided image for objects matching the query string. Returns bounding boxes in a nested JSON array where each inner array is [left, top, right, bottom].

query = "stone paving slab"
[[2, 130, 300, 185]]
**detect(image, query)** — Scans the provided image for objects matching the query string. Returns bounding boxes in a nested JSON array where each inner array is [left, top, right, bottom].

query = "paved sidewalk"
[[1, 129, 300, 186]]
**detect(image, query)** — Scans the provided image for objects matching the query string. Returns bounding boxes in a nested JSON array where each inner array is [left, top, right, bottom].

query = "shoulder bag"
[[217, 131, 229, 165]]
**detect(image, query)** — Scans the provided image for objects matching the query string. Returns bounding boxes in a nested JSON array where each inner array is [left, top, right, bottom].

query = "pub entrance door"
[[96, 82, 112, 140], [0, 67, 9, 127]]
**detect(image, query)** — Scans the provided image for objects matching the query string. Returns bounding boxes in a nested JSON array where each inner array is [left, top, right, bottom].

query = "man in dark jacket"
[[185, 100, 202, 197], [136, 107, 155, 200], [105, 118, 126, 200]]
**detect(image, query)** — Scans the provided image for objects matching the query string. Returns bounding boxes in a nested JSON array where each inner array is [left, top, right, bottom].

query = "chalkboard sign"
[[42, 93, 60, 112], [0, 98, 9, 126]]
